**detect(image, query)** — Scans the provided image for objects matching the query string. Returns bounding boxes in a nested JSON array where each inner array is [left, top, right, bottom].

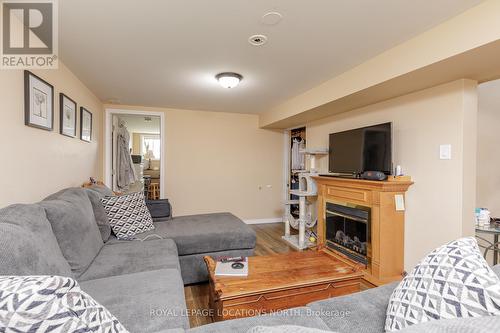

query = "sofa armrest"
[[306, 282, 398, 333]]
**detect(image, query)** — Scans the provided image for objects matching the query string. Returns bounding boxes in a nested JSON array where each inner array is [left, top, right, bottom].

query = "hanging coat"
[[291, 138, 305, 171], [116, 124, 137, 190]]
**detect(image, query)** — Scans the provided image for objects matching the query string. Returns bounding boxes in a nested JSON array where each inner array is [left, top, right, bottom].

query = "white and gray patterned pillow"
[[247, 326, 332, 333], [100, 192, 154, 240], [0, 275, 128, 332], [385, 237, 500, 331]]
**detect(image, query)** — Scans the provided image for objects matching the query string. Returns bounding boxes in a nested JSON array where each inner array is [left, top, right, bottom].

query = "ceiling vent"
[[248, 34, 268, 46]]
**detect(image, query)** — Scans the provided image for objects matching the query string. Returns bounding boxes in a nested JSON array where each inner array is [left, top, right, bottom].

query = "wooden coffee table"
[[203, 251, 363, 321]]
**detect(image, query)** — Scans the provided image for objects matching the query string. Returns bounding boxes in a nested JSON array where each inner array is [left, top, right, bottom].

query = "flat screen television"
[[328, 122, 392, 175]]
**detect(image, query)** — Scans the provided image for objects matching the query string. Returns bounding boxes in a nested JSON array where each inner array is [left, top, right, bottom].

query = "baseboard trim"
[[243, 218, 284, 225]]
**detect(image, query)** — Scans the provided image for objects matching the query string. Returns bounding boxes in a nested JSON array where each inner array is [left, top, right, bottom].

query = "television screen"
[[329, 123, 392, 175]]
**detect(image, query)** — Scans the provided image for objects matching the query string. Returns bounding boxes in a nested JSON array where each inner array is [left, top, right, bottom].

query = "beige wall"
[[476, 80, 500, 265], [131, 132, 145, 155], [105, 105, 284, 221], [0, 63, 103, 208], [477, 80, 500, 216], [305, 80, 477, 271]]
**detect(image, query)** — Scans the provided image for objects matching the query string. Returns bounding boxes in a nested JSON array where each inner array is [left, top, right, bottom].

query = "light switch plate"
[[395, 194, 405, 211], [439, 144, 452, 160]]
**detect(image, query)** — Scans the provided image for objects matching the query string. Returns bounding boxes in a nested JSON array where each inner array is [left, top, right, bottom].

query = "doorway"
[[104, 108, 165, 199]]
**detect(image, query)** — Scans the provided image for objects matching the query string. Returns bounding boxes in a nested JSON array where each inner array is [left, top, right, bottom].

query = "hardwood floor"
[[183, 222, 370, 328], [252, 222, 299, 256], [184, 223, 295, 327]]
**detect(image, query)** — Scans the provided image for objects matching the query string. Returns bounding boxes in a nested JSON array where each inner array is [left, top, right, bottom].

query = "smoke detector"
[[248, 34, 267, 46]]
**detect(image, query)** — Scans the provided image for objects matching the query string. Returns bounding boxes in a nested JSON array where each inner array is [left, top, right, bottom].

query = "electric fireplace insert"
[[325, 202, 371, 265]]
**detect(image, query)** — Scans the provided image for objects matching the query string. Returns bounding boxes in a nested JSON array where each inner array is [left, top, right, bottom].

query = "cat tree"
[[283, 149, 328, 250]]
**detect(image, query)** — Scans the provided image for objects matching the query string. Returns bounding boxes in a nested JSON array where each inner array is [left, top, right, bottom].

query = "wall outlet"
[[439, 144, 452, 160]]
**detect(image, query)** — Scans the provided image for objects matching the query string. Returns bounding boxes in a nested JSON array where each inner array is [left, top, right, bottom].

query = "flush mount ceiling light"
[[215, 72, 243, 89]]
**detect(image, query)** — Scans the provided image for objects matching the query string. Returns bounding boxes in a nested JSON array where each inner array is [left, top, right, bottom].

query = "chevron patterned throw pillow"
[[101, 191, 155, 240], [385, 237, 500, 331], [0, 275, 128, 332]]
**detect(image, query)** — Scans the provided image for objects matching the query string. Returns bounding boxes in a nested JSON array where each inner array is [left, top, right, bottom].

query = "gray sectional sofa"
[[1, 185, 499, 333], [0, 186, 256, 332]]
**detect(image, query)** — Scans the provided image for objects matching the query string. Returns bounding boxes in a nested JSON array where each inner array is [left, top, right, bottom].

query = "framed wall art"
[[24, 71, 54, 131], [80, 107, 92, 142], [59, 93, 77, 137]]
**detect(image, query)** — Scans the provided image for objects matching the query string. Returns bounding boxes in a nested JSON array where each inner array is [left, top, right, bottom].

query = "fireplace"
[[325, 202, 371, 265]]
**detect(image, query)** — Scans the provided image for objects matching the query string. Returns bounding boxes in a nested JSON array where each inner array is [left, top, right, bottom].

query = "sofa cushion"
[[385, 237, 500, 332], [86, 184, 115, 197], [307, 281, 398, 333], [0, 204, 72, 276], [108, 213, 256, 255], [79, 238, 180, 281], [85, 188, 112, 242], [397, 315, 500, 333], [186, 307, 330, 333], [0, 275, 128, 332], [41, 188, 104, 277], [246, 326, 331, 333], [80, 269, 190, 332], [101, 192, 155, 240]]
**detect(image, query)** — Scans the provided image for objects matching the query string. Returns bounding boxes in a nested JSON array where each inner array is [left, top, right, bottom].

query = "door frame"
[[104, 108, 166, 199]]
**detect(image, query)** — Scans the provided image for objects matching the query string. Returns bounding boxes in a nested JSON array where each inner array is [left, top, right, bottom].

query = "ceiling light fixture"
[[215, 72, 243, 89]]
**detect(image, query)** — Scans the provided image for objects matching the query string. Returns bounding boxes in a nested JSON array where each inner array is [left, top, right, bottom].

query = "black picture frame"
[[59, 93, 77, 138], [80, 107, 92, 142], [24, 70, 54, 131]]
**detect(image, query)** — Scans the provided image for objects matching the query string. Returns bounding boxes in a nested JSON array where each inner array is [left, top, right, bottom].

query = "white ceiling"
[[117, 114, 160, 134], [60, 0, 484, 114]]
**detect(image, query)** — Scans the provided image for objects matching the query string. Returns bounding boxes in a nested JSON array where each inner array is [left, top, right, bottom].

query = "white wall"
[[305, 80, 478, 271]]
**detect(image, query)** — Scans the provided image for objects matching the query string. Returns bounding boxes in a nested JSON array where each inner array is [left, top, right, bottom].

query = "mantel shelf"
[[312, 176, 413, 192]]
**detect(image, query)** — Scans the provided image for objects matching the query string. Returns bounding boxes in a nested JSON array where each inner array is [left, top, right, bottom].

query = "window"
[[141, 134, 161, 159]]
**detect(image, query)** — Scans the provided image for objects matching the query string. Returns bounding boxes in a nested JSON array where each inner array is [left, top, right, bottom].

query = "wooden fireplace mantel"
[[312, 176, 413, 286]]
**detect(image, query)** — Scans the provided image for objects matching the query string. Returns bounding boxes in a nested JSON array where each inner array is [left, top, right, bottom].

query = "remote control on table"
[[219, 256, 244, 263]]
